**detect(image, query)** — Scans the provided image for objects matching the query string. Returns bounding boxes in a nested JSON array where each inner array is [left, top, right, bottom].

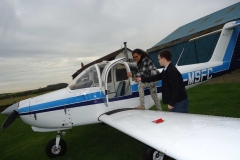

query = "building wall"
[[149, 32, 220, 68], [115, 50, 133, 62]]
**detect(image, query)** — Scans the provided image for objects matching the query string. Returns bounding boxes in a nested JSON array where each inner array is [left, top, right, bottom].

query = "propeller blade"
[[1, 110, 19, 130]]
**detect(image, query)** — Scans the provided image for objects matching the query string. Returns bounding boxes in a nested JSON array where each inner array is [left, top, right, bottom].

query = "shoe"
[[136, 106, 145, 110]]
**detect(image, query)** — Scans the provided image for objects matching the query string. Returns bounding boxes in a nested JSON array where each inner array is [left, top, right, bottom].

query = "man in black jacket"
[[135, 50, 188, 113]]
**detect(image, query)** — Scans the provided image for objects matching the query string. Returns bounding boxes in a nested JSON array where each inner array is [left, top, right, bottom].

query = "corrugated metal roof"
[[148, 2, 240, 52], [72, 48, 132, 79]]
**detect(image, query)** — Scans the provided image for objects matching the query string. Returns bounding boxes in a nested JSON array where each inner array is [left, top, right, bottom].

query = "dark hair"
[[158, 49, 172, 61], [132, 49, 152, 65]]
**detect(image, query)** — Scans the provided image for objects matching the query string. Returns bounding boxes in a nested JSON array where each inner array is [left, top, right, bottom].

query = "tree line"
[[0, 83, 68, 100]]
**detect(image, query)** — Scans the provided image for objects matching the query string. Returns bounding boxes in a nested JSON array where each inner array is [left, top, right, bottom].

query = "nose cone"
[[2, 103, 19, 116]]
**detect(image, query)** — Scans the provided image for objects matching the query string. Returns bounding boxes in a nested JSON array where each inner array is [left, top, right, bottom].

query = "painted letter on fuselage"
[[207, 68, 213, 79], [201, 69, 207, 81], [187, 68, 213, 85], [188, 72, 195, 85], [195, 71, 201, 83]]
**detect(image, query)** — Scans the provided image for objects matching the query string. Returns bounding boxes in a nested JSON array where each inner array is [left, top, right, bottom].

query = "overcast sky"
[[0, 0, 239, 94]]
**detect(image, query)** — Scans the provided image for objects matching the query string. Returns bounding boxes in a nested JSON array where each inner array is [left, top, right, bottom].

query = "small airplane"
[[2, 20, 240, 160]]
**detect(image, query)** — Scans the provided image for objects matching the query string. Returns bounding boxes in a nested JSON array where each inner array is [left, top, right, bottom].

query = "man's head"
[[158, 50, 172, 67]]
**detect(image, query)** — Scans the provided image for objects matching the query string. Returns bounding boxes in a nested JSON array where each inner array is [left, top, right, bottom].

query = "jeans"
[[170, 98, 189, 113]]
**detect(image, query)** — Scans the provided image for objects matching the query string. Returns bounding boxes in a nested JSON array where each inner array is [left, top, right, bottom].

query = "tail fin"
[[210, 21, 240, 72]]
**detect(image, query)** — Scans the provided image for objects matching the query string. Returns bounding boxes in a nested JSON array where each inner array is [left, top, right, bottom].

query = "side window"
[[93, 68, 99, 84], [100, 67, 112, 83], [107, 71, 112, 83], [69, 66, 96, 90], [130, 66, 138, 81], [116, 64, 128, 81]]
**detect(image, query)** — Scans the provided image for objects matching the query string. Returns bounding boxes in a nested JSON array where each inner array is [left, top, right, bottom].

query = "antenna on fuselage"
[[175, 48, 184, 67]]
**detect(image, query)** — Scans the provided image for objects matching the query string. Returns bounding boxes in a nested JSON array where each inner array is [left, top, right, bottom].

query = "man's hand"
[[134, 77, 141, 82], [168, 104, 174, 110], [127, 72, 132, 78]]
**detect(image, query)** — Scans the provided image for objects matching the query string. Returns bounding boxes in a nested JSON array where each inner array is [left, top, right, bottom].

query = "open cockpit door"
[[101, 58, 132, 107]]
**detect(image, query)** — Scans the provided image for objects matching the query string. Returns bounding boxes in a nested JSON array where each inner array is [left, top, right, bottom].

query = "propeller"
[[1, 103, 19, 130], [2, 110, 19, 130]]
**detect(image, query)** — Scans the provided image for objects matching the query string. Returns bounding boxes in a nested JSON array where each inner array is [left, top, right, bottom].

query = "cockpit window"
[[99, 66, 112, 83], [116, 64, 128, 81], [130, 65, 137, 80], [69, 66, 99, 90]]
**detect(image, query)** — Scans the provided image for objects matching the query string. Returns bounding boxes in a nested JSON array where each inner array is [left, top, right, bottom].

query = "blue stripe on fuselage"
[[18, 92, 103, 114], [17, 68, 227, 115]]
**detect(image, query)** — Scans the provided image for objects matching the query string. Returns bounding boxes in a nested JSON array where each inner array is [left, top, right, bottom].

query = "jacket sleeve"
[[168, 69, 182, 106], [147, 59, 159, 76], [134, 65, 141, 77], [135, 71, 141, 78], [141, 71, 163, 83]]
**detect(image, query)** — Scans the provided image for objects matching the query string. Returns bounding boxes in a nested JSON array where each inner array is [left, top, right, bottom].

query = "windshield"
[[69, 65, 99, 90]]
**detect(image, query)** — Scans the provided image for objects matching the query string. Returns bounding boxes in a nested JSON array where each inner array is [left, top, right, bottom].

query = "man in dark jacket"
[[135, 49, 188, 113]]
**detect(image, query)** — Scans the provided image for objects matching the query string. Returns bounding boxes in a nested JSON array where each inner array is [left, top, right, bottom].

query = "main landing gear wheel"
[[143, 146, 166, 160], [46, 138, 67, 158]]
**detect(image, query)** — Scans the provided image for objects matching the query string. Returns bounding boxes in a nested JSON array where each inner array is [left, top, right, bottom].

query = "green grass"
[[0, 116, 145, 160], [151, 83, 240, 118], [188, 83, 240, 117], [0, 83, 240, 160]]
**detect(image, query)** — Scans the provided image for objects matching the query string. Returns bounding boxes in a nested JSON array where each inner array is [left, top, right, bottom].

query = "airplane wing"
[[99, 109, 240, 160]]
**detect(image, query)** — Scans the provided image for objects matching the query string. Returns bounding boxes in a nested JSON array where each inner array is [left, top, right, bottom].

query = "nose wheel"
[[45, 131, 67, 158]]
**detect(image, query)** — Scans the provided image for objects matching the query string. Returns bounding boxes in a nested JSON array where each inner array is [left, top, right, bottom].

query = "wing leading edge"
[[99, 109, 240, 160]]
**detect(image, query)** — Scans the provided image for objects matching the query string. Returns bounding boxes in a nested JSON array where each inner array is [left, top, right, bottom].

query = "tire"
[[143, 146, 166, 160], [45, 138, 67, 158]]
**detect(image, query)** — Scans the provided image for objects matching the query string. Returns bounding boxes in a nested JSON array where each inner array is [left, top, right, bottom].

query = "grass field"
[[0, 83, 240, 160]]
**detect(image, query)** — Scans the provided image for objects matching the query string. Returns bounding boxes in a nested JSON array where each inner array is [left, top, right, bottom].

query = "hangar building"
[[148, 2, 240, 72]]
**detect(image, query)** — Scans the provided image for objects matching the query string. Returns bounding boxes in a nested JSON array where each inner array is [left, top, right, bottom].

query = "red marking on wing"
[[152, 118, 164, 124]]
